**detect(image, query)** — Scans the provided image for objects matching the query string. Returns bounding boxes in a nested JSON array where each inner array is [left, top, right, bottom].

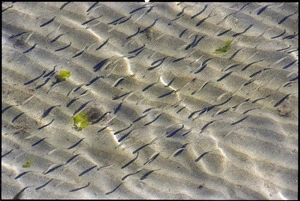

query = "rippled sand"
[[2, 2, 298, 199]]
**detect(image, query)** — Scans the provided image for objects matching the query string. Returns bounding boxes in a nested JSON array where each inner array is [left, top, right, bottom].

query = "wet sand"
[[2, 2, 298, 199]]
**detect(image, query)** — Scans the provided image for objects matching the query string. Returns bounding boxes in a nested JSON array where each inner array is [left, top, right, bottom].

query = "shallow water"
[[2, 2, 298, 199]]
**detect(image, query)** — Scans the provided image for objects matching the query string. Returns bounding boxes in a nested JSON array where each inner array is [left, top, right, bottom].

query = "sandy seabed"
[[2, 2, 298, 199]]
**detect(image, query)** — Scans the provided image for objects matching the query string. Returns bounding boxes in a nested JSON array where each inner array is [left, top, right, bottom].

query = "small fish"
[[31, 137, 47, 147], [23, 70, 46, 85], [121, 152, 139, 169], [60, 2, 71, 10], [15, 171, 30, 180], [44, 164, 64, 175], [2, 5, 13, 13], [243, 108, 258, 114], [228, 48, 242, 60], [191, 4, 208, 19], [114, 124, 132, 135], [73, 101, 92, 116], [133, 114, 148, 123], [54, 42, 71, 52], [270, 29, 286, 39], [188, 110, 201, 119], [105, 182, 123, 195], [196, 10, 215, 27], [282, 33, 298, 40], [179, 28, 188, 38], [173, 144, 188, 157], [68, 138, 85, 149], [118, 129, 134, 143], [97, 126, 107, 133], [112, 77, 125, 87], [126, 27, 140, 40], [185, 35, 198, 50], [278, 11, 297, 24], [158, 89, 175, 98], [182, 129, 192, 136], [86, 2, 98, 12], [144, 153, 160, 165], [215, 108, 230, 116], [140, 169, 160, 180], [96, 38, 109, 51], [142, 82, 157, 91], [114, 102, 123, 114], [223, 64, 240, 72], [273, 94, 290, 107], [92, 111, 111, 124], [239, 2, 251, 11], [168, 15, 183, 26], [195, 151, 209, 162], [122, 170, 142, 181], [148, 56, 167, 70], [9, 31, 27, 39], [70, 182, 91, 192], [290, 76, 298, 82], [172, 57, 185, 63], [112, 91, 132, 100], [82, 15, 102, 26], [43, 66, 57, 78], [66, 98, 79, 108], [38, 119, 54, 130], [129, 6, 146, 14], [79, 165, 97, 177], [42, 105, 60, 118], [12, 112, 24, 123], [72, 49, 84, 58], [86, 76, 101, 86], [166, 125, 184, 138], [50, 33, 67, 43], [217, 71, 232, 82], [2, 149, 13, 158], [192, 36, 205, 48], [40, 17, 56, 27], [200, 120, 216, 133], [93, 58, 109, 72], [257, 5, 268, 15], [128, 44, 145, 54], [232, 24, 253, 37], [107, 16, 125, 25], [35, 77, 51, 90], [140, 18, 159, 33], [231, 115, 249, 125], [35, 179, 52, 191], [217, 28, 232, 36], [65, 154, 80, 165], [118, 15, 132, 24], [244, 79, 255, 86], [282, 60, 297, 69], [23, 43, 37, 54], [177, 106, 186, 114], [144, 114, 162, 126], [241, 60, 263, 71], [13, 186, 30, 199]]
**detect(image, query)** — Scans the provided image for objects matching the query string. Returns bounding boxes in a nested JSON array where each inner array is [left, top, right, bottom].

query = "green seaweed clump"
[[73, 112, 91, 131], [56, 70, 71, 81], [214, 40, 233, 54], [23, 158, 34, 168]]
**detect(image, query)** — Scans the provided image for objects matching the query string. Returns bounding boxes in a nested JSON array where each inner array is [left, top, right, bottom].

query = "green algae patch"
[[214, 40, 233, 54], [56, 70, 71, 81], [73, 112, 91, 131], [23, 158, 34, 168]]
